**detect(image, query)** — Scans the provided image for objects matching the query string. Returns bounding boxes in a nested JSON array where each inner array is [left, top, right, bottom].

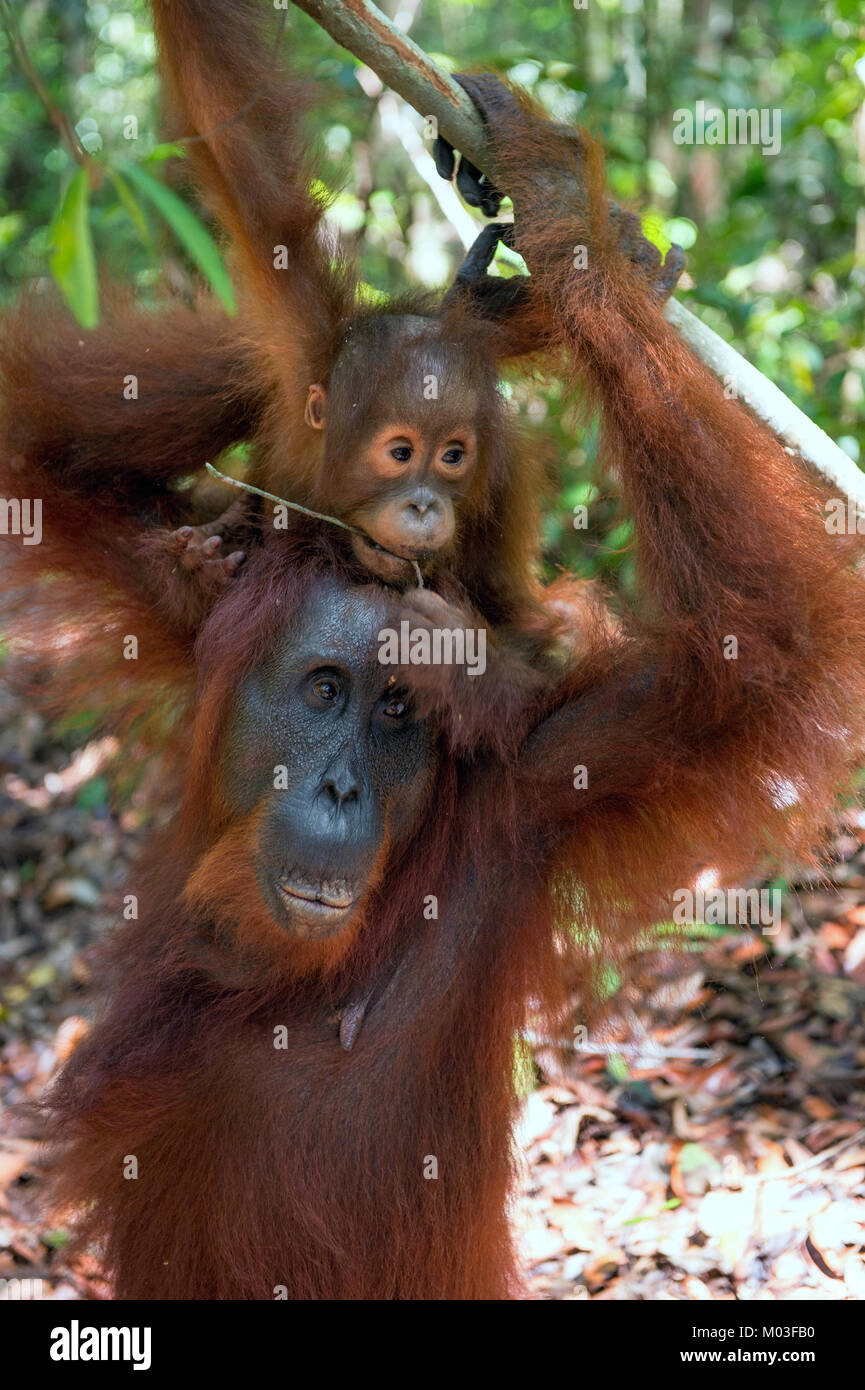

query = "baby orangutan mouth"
[[351, 530, 431, 585]]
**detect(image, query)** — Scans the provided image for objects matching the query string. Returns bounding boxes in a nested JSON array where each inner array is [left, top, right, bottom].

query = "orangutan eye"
[[312, 676, 340, 703], [441, 446, 464, 466], [382, 695, 409, 720], [390, 445, 412, 463]]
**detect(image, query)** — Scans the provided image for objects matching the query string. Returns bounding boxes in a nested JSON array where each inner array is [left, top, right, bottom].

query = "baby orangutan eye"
[[312, 676, 340, 703], [441, 446, 464, 466], [390, 445, 412, 463]]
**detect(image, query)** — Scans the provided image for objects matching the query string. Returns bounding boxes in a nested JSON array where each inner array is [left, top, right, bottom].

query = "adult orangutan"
[[2, 45, 865, 1300]]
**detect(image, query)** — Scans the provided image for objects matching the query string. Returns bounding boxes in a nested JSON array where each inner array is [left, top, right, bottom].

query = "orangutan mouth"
[[351, 530, 433, 583], [275, 877, 359, 914]]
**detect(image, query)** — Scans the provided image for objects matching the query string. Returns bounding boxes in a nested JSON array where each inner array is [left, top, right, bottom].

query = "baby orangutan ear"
[[304, 383, 327, 430]]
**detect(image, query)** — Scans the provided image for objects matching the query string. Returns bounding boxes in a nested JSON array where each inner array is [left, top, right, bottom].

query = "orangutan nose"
[[406, 488, 440, 520]]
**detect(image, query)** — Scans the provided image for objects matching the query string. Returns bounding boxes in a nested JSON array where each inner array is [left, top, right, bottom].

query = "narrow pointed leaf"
[[49, 168, 98, 329], [119, 160, 236, 314], [108, 168, 150, 242]]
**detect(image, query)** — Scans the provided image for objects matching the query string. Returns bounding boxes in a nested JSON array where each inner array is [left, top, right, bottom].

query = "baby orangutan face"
[[304, 314, 495, 586], [307, 395, 478, 583]]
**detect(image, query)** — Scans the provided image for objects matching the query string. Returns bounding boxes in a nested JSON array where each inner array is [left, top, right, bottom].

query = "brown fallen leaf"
[[802, 1095, 835, 1121], [803, 1234, 841, 1280], [818, 920, 852, 950], [546, 1200, 598, 1251], [755, 1141, 790, 1175], [780, 1030, 825, 1069], [582, 1249, 625, 1292]]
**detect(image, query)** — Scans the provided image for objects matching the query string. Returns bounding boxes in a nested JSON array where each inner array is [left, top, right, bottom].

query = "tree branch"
[[290, 0, 865, 505], [0, 0, 90, 168], [292, 0, 496, 172]]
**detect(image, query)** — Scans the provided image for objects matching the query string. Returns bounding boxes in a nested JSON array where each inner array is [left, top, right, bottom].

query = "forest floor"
[[1, 667, 864, 1302]]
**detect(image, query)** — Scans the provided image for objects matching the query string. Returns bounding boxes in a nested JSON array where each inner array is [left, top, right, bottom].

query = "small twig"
[[204, 461, 425, 586], [0, 0, 90, 167], [575, 1041, 719, 1061]]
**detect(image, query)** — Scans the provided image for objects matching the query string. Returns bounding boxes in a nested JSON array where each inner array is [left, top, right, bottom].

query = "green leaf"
[[41, 1228, 70, 1250], [49, 168, 98, 329], [118, 160, 236, 314], [651, 919, 736, 941], [512, 1035, 536, 1097], [144, 142, 188, 164], [678, 1142, 721, 1174], [76, 775, 110, 812], [108, 168, 150, 242], [641, 211, 671, 253], [607, 1052, 629, 1083], [623, 1199, 681, 1225], [356, 280, 389, 307]]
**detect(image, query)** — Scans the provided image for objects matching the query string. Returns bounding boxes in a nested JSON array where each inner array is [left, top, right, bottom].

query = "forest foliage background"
[[1, 1, 865, 1302], [0, 0, 863, 583]]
